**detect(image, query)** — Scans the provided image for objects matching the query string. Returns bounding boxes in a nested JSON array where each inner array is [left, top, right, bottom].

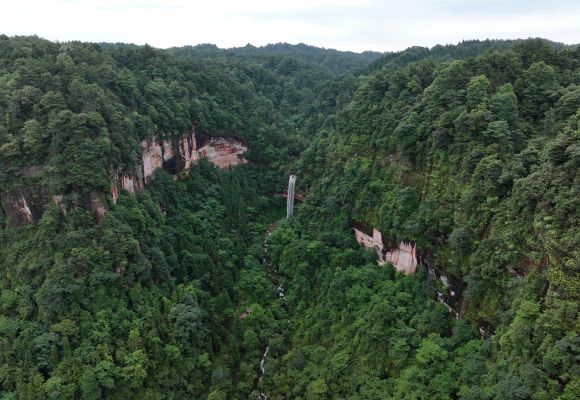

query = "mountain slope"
[[270, 38, 579, 399], [0, 36, 578, 400]]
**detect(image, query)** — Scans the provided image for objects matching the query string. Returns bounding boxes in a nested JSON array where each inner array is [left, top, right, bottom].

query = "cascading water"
[[286, 175, 297, 219], [252, 177, 295, 399], [253, 222, 289, 400], [258, 346, 269, 395], [254, 227, 274, 400]]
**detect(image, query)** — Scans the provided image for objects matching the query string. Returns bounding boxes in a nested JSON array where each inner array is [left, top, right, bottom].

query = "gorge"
[[0, 37, 578, 400]]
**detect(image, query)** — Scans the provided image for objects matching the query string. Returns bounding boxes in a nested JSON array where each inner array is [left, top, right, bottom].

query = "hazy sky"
[[1, 0, 579, 52]]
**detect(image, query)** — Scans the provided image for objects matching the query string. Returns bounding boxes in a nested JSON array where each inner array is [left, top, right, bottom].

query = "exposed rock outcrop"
[[353, 227, 418, 275], [353, 225, 473, 323], [87, 191, 107, 223], [111, 171, 145, 202], [240, 308, 253, 319], [197, 137, 247, 169], [110, 129, 193, 203], [428, 266, 465, 319], [110, 128, 247, 203], [141, 138, 165, 183], [3, 126, 248, 225], [0, 167, 47, 226], [52, 195, 67, 215], [179, 130, 198, 170], [385, 242, 418, 275], [0, 191, 35, 226]]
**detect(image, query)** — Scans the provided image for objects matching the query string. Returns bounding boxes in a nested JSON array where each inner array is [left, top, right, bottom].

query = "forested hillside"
[[272, 38, 580, 399], [0, 36, 578, 399]]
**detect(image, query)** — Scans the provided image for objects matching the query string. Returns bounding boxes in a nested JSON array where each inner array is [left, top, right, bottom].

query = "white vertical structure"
[[286, 175, 297, 219]]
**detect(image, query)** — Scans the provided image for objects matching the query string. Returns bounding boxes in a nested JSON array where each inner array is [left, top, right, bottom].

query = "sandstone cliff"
[[1, 126, 248, 225]]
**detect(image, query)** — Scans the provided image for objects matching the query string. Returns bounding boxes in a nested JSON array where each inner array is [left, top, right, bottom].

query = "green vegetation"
[[0, 36, 578, 399]]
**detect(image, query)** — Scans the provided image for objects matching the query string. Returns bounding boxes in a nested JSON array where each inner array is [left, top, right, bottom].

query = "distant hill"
[[367, 38, 578, 72], [168, 42, 383, 74]]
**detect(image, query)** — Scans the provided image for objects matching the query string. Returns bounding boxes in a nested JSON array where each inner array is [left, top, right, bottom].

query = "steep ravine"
[[251, 222, 288, 400], [252, 178, 297, 399]]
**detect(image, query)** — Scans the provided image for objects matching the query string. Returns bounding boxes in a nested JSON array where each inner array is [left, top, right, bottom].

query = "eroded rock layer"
[[111, 129, 247, 203], [197, 137, 248, 169], [2, 126, 248, 225], [353, 227, 418, 275], [0, 191, 34, 227]]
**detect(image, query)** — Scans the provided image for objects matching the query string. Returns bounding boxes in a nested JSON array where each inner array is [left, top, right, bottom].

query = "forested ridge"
[[0, 35, 578, 399]]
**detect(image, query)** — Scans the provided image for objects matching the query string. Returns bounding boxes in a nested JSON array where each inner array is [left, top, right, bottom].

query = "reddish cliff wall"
[[111, 129, 248, 203], [353, 227, 418, 275], [353, 225, 470, 322], [110, 127, 195, 203], [2, 126, 248, 225], [197, 137, 248, 169], [180, 131, 198, 170], [141, 138, 165, 183], [88, 191, 107, 223]]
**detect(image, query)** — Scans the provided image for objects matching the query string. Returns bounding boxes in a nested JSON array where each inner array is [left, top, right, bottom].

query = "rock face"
[[385, 242, 418, 275], [0, 191, 35, 226], [110, 128, 198, 203], [111, 171, 144, 203], [87, 191, 107, 223], [354, 228, 384, 254], [428, 266, 464, 319], [141, 138, 165, 183], [179, 131, 198, 170], [197, 137, 247, 169], [111, 129, 247, 203], [2, 126, 248, 225], [353, 227, 418, 275], [52, 195, 67, 215], [353, 225, 472, 324]]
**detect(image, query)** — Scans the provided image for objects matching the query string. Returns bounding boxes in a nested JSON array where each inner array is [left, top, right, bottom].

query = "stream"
[[257, 346, 269, 400], [253, 223, 288, 400], [252, 177, 296, 399]]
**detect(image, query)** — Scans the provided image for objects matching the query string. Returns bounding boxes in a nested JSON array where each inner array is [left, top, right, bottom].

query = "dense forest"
[[0, 35, 578, 399]]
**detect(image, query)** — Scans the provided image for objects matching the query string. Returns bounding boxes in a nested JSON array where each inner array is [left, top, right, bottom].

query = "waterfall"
[[257, 346, 270, 400], [286, 175, 297, 219], [259, 346, 269, 377]]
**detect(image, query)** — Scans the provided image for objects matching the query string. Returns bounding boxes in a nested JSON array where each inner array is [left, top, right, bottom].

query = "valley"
[[0, 36, 578, 400]]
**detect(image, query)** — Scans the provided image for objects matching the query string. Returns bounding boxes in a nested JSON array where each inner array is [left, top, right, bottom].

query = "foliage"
[[0, 36, 579, 399]]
